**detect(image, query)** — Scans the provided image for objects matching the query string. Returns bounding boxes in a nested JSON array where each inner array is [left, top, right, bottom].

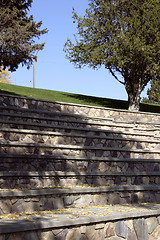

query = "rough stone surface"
[[53, 198, 64, 209], [109, 237, 124, 240], [104, 222, 115, 237], [115, 221, 127, 239], [80, 226, 86, 234], [52, 229, 64, 236], [95, 223, 105, 230], [54, 229, 68, 240], [23, 231, 40, 240], [63, 196, 74, 206], [85, 226, 97, 240], [127, 228, 137, 240], [108, 193, 120, 205], [145, 217, 158, 234], [79, 235, 88, 240], [38, 231, 54, 240], [8, 233, 24, 240], [149, 225, 160, 240], [133, 218, 149, 240], [66, 228, 81, 240], [1, 94, 160, 239]]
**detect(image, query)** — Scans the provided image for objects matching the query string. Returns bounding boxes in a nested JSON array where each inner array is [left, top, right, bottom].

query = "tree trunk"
[[125, 83, 142, 111], [128, 92, 141, 111]]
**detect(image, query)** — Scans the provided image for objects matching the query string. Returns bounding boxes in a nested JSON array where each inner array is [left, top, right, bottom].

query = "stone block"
[[120, 197, 130, 205], [92, 176, 107, 186], [53, 229, 68, 240], [131, 193, 139, 204], [95, 223, 105, 230], [96, 228, 105, 240], [23, 201, 35, 213], [79, 235, 88, 240], [149, 225, 160, 240], [38, 231, 54, 240], [74, 195, 92, 208], [0, 200, 12, 214], [63, 196, 74, 206], [85, 226, 98, 240], [127, 228, 137, 240], [133, 218, 149, 240], [43, 198, 53, 210], [66, 228, 81, 240], [80, 226, 86, 234], [109, 236, 124, 240], [108, 193, 120, 205], [53, 197, 64, 209], [7, 232, 24, 240], [145, 217, 158, 234], [126, 220, 133, 230], [115, 221, 127, 239], [104, 222, 115, 238], [23, 231, 39, 240], [52, 229, 64, 236]]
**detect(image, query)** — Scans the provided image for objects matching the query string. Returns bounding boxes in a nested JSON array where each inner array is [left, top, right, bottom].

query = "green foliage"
[[142, 78, 160, 104], [64, 0, 160, 111], [0, 0, 48, 71], [0, 66, 11, 83]]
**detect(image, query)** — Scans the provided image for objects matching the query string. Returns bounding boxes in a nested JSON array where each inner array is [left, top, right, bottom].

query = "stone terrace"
[[0, 93, 160, 239]]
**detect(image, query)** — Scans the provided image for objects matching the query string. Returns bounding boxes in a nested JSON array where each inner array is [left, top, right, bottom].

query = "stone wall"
[[0, 189, 160, 214], [0, 216, 160, 239], [1, 93, 160, 123]]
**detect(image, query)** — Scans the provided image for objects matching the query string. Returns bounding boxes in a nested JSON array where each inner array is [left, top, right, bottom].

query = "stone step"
[[0, 119, 136, 133], [1, 128, 160, 150], [0, 120, 159, 142], [1, 106, 160, 132], [0, 170, 160, 189], [1, 110, 160, 136], [0, 185, 160, 214], [1, 93, 160, 237], [0, 141, 159, 158], [0, 153, 159, 172], [0, 106, 114, 124], [0, 117, 143, 136], [2, 170, 160, 177], [0, 203, 160, 239]]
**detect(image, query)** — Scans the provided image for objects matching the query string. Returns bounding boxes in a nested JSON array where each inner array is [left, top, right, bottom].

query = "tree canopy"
[[0, 0, 48, 71], [64, 0, 160, 111]]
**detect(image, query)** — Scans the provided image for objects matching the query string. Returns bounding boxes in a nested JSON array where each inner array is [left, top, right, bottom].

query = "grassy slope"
[[0, 82, 160, 113]]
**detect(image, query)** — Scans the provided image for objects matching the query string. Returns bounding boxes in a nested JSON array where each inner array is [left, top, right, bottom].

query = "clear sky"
[[12, 0, 148, 101]]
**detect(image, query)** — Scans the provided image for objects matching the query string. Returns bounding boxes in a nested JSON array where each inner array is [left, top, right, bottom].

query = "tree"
[[0, 0, 48, 71], [64, 0, 160, 111], [143, 78, 160, 104], [0, 66, 11, 83]]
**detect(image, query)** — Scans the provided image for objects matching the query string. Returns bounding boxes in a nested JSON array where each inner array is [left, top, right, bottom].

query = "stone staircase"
[[1, 94, 160, 239]]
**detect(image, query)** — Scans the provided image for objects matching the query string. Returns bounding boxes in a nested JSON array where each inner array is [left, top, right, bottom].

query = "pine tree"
[[64, 0, 160, 111], [0, 0, 48, 71], [143, 78, 160, 104]]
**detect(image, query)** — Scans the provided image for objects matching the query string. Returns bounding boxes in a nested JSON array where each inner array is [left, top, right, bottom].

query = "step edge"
[[0, 207, 160, 234], [0, 185, 159, 197], [0, 127, 159, 143]]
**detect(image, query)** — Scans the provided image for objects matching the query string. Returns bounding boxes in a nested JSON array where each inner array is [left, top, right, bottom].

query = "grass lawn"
[[0, 82, 160, 113]]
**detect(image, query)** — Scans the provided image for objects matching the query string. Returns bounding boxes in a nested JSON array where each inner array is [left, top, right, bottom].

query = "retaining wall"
[[1, 93, 160, 123]]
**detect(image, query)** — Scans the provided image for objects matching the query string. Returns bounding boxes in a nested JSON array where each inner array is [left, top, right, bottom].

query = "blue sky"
[[12, 0, 148, 101]]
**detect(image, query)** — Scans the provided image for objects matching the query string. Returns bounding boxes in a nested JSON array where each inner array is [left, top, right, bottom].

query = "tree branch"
[[108, 67, 125, 85]]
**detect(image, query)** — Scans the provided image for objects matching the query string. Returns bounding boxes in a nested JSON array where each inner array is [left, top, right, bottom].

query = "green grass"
[[0, 82, 160, 113]]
